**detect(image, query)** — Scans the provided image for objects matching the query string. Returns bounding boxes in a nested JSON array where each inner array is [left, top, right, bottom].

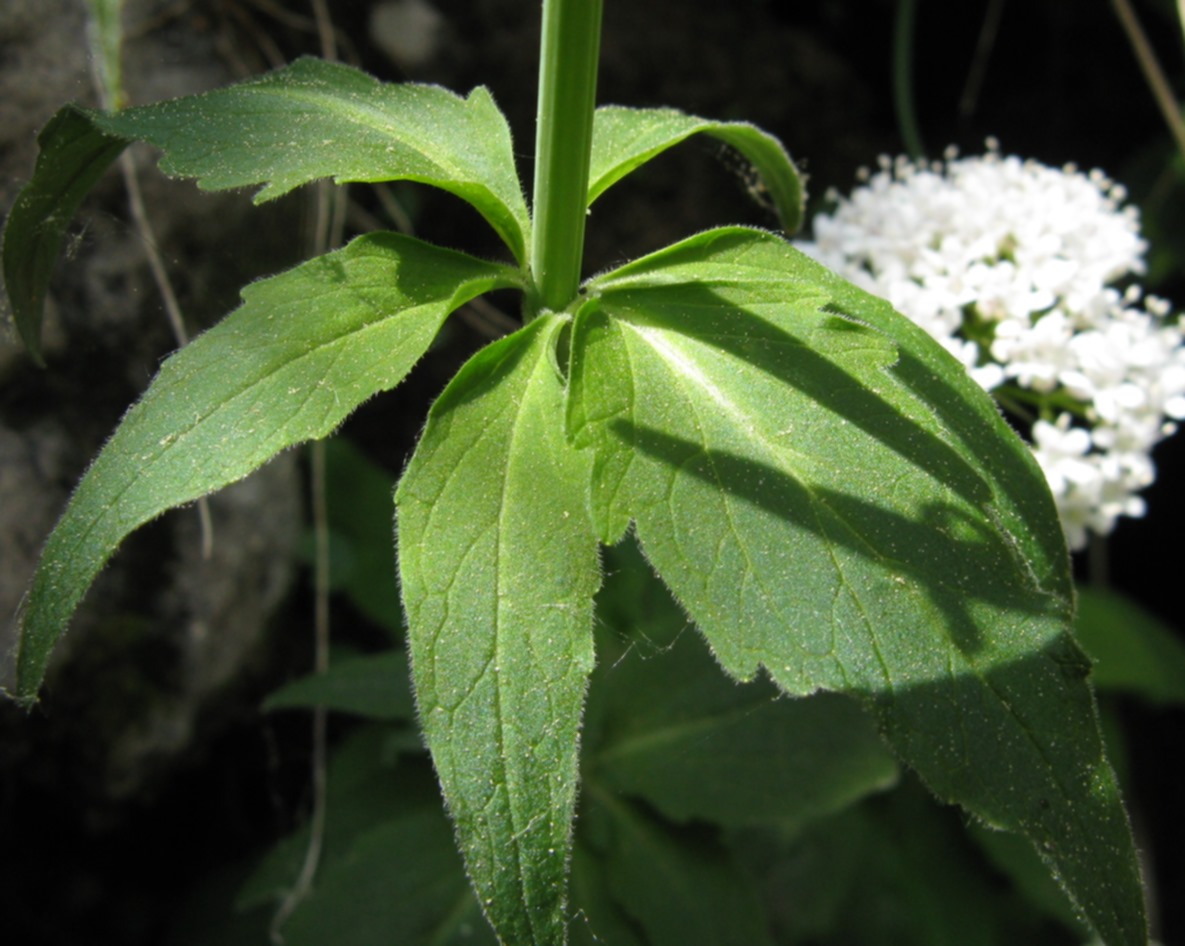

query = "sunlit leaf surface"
[[568, 226, 1145, 946], [398, 316, 601, 946], [15, 234, 517, 703]]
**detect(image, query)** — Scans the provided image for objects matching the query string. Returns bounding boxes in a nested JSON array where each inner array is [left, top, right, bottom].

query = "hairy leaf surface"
[[97, 58, 528, 256], [588, 106, 804, 232], [4, 57, 529, 356], [397, 316, 600, 946], [567, 226, 1145, 945], [2, 107, 127, 361], [14, 233, 516, 703]]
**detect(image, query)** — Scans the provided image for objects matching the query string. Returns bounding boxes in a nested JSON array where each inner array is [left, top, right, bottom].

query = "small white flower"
[[800, 145, 1184, 549]]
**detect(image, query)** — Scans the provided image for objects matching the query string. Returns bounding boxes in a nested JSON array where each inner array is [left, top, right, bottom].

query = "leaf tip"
[[4, 687, 41, 712], [3, 642, 43, 712], [12, 327, 47, 368], [9, 309, 48, 367]]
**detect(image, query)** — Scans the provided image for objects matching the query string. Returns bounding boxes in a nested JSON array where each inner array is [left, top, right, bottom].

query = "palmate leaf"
[[567, 226, 1146, 946], [396, 315, 601, 946], [3, 57, 529, 360], [588, 106, 804, 232], [13, 233, 519, 704]]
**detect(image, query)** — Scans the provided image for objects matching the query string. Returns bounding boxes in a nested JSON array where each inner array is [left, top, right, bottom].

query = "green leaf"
[[168, 860, 274, 946], [968, 821, 1087, 934], [588, 106, 804, 232], [234, 737, 487, 945], [578, 791, 774, 946], [1075, 585, 1185, 704], [84, 0, 126, 108], [568, 840, 647, 946], [567, 226, 1145, 946], [14, 232, 517, 705], [237, 725, 432, 911], [397, 316, 601, 946], [263, 649, 414, 720], [2, 107, 127, 362], [3, 59, 530, 356], [99, 57, 528, 256], [588, 544, 897, 832], [315, 438, 404, 635], [596, 674, 897, 834], [752, 782, 1071, 946], [280, 808, 497, 946], [241, 737, 499, 946]]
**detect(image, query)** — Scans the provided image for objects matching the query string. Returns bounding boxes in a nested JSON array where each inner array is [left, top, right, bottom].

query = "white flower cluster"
[[798, 144, 1185, 549]]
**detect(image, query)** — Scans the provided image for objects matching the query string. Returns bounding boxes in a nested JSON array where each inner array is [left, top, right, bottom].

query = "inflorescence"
[[798, 143, 1185, 549]]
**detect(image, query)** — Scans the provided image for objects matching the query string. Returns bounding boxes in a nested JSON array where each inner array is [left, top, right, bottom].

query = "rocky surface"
[[1, 0, 302, 801]]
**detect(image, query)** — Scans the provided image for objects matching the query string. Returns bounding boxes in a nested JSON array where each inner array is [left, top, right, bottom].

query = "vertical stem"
[[893, 0, 926, 159], [530, 0, 604, 314], [86, 0, 217, 559], [270, 6, 341, 940], [958, 0, 1006, 118]]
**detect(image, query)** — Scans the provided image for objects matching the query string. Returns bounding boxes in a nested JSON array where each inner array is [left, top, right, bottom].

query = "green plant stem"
[[893, 0, 925, 159], [958, 0, 1005, 117], [529, 0, 604, 315]]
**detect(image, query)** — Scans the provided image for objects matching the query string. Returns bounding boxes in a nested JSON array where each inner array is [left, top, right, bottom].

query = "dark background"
[[1, 0, 1182, 943]]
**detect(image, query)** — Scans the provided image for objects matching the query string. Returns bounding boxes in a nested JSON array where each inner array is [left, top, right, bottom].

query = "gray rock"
[[1, 0, 302, 801]]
